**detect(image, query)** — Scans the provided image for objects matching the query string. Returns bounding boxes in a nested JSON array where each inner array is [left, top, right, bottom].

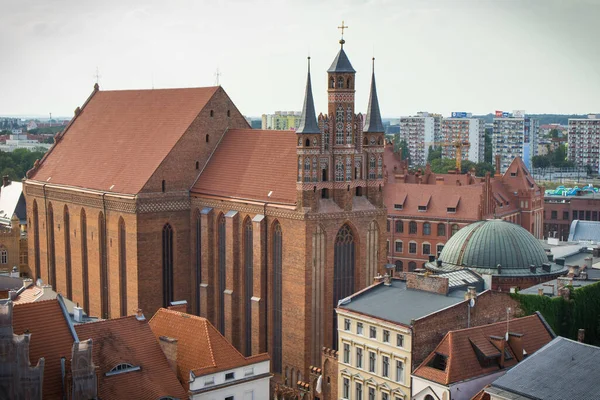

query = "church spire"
[[296, 57, 320, 134], [363, 57, 384, 133]]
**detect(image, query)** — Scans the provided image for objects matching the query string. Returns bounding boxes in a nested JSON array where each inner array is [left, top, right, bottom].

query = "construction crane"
[[440, 140, 470, 172]]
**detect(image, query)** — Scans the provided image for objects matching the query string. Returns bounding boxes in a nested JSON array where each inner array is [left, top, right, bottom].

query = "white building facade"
[[568, 114, 600, 173], [189, 359, 271, 400], [441, 114, 485, 163], [492, 114, 539, 173], [400, 113, 436, 167]]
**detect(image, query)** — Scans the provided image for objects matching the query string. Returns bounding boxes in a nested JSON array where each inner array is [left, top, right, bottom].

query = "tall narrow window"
[[333, 224, 355, 349], [0, 249, 7, 264], [33, 200, 41, 279], [81, 209, 89, 313], [272, 221, 283, 373], [99, 212, 108, 318], [244, 217, 253, 356], [162, 223, 174, 308], [217, 214, 226, 334], [195, 211, 201, 316], [119, 217, 127, 316], [437, 223, 446, 236], [64, 206, 72, 300], [47, 202, 56, 288]]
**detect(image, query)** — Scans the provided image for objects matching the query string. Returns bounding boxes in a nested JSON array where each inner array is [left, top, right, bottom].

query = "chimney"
[[158, 336, 178, 373], [468, 286, 477, 300], [168, 300, 188, 314], [135, 308, 145, 321], [537, 288, 544, 296], [547, 253, 554, 262], [580, 270, 588, 280], [542, 263, 551, 273], [495, 154, 501, 176], [8, 290, 17, 301], [373, 274, 384, 284], [74, 304, 84, 323], [489, 336, 506, 368], [497, 264, 502, 275], [578, 329, 585, 343], [10, 266, 18, 278], [508, 333, 524, 362], [529, 265, 536, 274], [383, 273, 392, 286], [585, 257, 593, 269], [2, 175, 9, 187]]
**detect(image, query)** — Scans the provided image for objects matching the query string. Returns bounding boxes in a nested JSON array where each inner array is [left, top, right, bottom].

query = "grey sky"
[[1, 0, 599, 118]]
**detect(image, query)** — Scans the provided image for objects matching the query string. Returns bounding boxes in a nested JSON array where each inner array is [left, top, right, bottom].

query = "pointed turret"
[[296, 57, 320, 134], [363, 58, 384, 133]]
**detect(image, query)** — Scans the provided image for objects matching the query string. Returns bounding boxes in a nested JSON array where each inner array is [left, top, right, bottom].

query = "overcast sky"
[[1, 0, 599, 118]]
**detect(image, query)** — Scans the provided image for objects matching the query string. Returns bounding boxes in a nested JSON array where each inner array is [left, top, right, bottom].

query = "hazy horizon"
[[2, 0, 599, 119]]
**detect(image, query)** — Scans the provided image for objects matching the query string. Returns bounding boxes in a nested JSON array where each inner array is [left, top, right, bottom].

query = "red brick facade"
[[544, 194, 600, 241]]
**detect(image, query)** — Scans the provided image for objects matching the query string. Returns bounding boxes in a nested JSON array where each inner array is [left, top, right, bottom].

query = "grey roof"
[[568, 220, 600, 242], [338, 280, 465, 326], [327, 47, 355, 73], [295, 59, 320, 134], [437, 269, 484, 292], [490, 336, 600, 400], [363, 67, 384, 133], [438, 220, 564, 275], [519, 278, 599, 296]]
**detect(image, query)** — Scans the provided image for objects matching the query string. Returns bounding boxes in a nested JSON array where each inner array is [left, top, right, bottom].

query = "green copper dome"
[[438, 220, 549, 273]]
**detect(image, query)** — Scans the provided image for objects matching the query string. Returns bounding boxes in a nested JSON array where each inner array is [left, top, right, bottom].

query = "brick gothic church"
[[23, 37, 386, 382]]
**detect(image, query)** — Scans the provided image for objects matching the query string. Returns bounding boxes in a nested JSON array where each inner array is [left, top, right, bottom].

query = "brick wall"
[[405, 272, 449, 295]]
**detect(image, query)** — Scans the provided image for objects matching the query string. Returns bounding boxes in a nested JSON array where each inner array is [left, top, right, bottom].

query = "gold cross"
[[338, 20, 348, 38]]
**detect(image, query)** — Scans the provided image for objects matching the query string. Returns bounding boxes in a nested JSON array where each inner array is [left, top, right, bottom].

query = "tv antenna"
[[93, 67, 102, 85], [214, 68, 221, 86]]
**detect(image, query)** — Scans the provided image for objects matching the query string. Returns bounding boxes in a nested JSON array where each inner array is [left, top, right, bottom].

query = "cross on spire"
[[338, 20, 348, 38]]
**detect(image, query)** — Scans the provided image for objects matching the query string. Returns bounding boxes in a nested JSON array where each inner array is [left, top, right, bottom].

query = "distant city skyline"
[[1, 0, 599, 118]]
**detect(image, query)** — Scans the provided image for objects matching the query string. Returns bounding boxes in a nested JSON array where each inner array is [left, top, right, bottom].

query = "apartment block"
[[568, 114, 600, 173], [399, 112, 436, 167], [441, 114, 485, 162], [492, 114, 539, 173], [261, 111, 302, 130]]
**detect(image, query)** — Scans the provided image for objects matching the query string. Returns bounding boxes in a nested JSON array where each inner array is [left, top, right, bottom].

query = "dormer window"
[[225, 372, 235, 381], [394, 204, 403, 210], [447, 207, 456, 213], [418, 205, 427, 212], [105, 363, 140, 376]]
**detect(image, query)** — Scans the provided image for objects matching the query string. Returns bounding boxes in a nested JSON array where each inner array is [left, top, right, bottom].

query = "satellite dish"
[[469, 298, 475, 308]]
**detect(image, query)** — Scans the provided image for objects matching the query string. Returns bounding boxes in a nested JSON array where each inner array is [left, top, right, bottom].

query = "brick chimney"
[[508, 333, 524, 362], [158, 336, 178, 374], [489, 335, 506, 368], [135, 309, 145, 321], [373, 274, 384, 285], [537, 288, 544, 296], [2, 175, 9, 187], [383, 273, 391, 286], [578, 329, 585, 343], [495, 154, 501, 176], [168, 300, 188, 314]]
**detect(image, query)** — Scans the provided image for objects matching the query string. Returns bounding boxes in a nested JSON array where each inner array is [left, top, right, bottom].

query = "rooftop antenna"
[[93, 67, 101, 85], [505, 306, 511, 340], [214, 68, 221, 86]]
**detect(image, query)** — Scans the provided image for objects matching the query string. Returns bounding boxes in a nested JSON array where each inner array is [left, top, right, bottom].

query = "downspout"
[[101, 192, 108, 319], [263, 201, 269, 352]]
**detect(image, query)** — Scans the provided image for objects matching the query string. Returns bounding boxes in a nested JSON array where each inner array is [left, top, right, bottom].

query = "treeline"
[[532, 144, 573, 169], [0, 148, 47, 181]]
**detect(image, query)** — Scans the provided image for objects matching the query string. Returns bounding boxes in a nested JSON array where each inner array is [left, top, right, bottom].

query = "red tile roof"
[[29, 86, 219, 194], [149, 308, 270, 390], [75, 315, 187, 400], [13, 299, 76, 400], [413, 314, 554, 386], [192, 128, 297, 204]]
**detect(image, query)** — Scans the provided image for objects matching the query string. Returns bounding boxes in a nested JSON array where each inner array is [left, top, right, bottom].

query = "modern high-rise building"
[[492, 111, 539, 173], [399, 112, 436, 167], [568, 114, 600, 173], [260, 111, 301, 130], [441, 113, 485, 162]]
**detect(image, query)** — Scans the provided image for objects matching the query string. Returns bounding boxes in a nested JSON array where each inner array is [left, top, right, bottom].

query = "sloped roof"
[[149, 309, 270, 390], [29, 86, 219, 194], [328, 47, 355, 73], [568, 220, 600, 242], [0, 181, 25, 225], [413, 314, 554, 386], [363, 69, 384, 133], [501, 157, 540, 194], [75, 315, 187, 400], [489, 337, 600, 400], [13, 299, 76, 399], [192, 129, 297, 204], [296, 60, 320, 134]]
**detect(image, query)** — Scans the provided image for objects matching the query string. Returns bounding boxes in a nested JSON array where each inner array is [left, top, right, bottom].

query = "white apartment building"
[[568, 114, 600, 173], [441, 115, 485, 163], [399, 112, 436, 167], [492, 115, 539, 173], [261, 111, 302, 130]]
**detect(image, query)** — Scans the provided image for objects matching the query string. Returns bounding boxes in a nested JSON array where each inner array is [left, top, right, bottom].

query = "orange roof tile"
[[29, 86, 219, 194], [413, 314, 554, 386], [149, 308, 270, 390], [75, 315, 187, 400], [13, 299, 76, 400], [12, 285, 44, 304], [192, 128, 297, 204]]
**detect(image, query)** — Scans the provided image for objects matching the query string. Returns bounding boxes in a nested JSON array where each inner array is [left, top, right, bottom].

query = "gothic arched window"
[[47, 202, 56, 288], [195, 211, 201, 316], [333, 224, 355, 348], [80, 209, 89, 313], [217, 214, 226, 334], [64, 206, 72, 300], [162, 223, 174, 308], [33, 200, 41, 279], [99, 211, 108, 318], [337, 76, 344, 88], [119, 217, 127, 316], [330, 77, 335, 88], [272, 221, 283, 373], [335, 159, 344, 182], [0, 249, 7, 264], [244, 217, 253, 356]]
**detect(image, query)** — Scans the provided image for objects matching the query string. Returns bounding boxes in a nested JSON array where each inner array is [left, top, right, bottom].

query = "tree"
[[475, 162, 495, 176], [398, 140, 410, 164], [427, 146, 442, 163], [484, 128, 493, 164], [549, 129, 559, 139], [532, 155, 551, 169]]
